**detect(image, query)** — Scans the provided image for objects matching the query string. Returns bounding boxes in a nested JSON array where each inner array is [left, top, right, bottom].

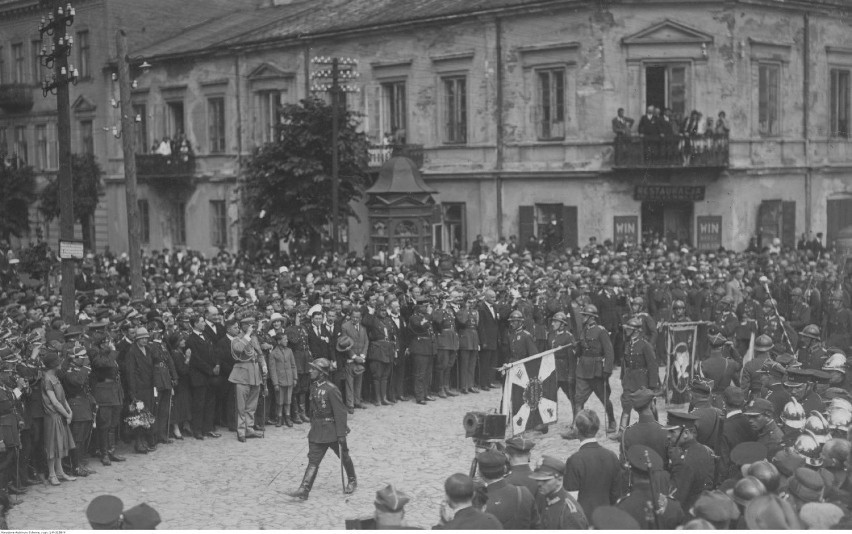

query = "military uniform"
[[509, 327, 537, 362], [548, 327, 576, 417], [431, 306, 459, 395], [456, 307, 479, 394], [535, 489, 589, 529], [798, 343, 828, 371], [62, 361, 96, 474], [617, 445, 686, 529], [575, 322, 615, 429], [90, 347, 124, 464], [699, 349, 740, 403], [285, 324, 311, 420], [407, 310, 436, 403], [620, 336, 658, 411], [0, 384, 20, 495]]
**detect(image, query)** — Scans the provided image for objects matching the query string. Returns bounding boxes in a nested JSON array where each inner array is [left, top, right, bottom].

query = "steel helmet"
[[551, 312, 569, 325], [804, 411, 831, 445], [822, 352, 847, 374], [672, 299, 686, 309], [754, 335, 774, 353], [793, 431, 824, 467], [727, 476, 768, 506], [580, 304, 599, 317], [827, 406, 852, 431], [790, 287, 803, 297], [745, 460, 781, 493], [781, 398, 806, 429], [308, 358, 332, 374], [829, 397, 852, 412], [632, 296, 645, 306], [508, 310, 525, 322], [624, 317, 643, 331], [799, 324, 821, 340]]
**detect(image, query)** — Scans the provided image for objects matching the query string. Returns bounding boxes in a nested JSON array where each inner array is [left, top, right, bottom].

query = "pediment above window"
[[247, 62, 295, 81], [72, 95, 97, 114], [622, 19, 713, 62]]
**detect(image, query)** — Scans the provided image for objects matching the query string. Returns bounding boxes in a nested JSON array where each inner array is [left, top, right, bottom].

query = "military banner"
[[500, 347, 560, 436], [663, 322, 708, 406]]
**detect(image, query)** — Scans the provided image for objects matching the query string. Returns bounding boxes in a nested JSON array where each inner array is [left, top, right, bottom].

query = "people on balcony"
[[637, 105, 660, 137], [156, 137, 173, 157], [715, 111, 730, 137], [611, 108, 635, 137]]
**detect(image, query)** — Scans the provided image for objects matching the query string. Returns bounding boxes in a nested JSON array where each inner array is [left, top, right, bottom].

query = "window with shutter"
[[519, 205, 535, 250], [562, 205, 578, 249], [781, 201, 796, 249]]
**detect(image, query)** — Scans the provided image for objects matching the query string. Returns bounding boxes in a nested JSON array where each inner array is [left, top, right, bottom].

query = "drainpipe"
[[495, 17, 505, 239], [234, 53, 244, 252], [803, 12, 812, 236]]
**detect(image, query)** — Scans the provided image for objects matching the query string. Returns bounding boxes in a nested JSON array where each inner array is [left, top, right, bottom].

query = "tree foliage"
[[39, 153, 104, 226], [0, 164, 37, 241], [242, 97, 370, 241]]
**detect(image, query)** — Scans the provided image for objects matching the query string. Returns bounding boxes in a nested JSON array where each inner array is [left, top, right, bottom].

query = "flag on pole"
[[663, 322, 707, 406], [740, 332, 756, 384], [501, 349, 559, 436]]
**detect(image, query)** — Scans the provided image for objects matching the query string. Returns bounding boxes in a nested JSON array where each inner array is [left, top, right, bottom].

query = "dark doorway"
[[641, 201, 693, 245], [827, 198, 852, 249], [646, 66, 666, 111]]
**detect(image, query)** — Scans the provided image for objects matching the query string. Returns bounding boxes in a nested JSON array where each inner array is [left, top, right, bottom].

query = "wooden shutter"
[[757, 200, 782, 248], [365, 83, 381, 143], [519, 205, 535, 251], [562, 205, 578, 249], [827, 199, 852, 249], [782, 201, 796, 249]]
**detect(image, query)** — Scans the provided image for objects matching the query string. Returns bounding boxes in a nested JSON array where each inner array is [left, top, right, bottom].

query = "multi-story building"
[[30, 0, 852, 255], [0, 0, 257, 251]]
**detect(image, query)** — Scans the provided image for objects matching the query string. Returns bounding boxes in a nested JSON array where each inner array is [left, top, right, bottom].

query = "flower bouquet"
[[124, 400, 156, 429]]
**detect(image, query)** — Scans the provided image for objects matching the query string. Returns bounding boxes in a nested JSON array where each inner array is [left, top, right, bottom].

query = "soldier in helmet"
[[823, 292, 852, 356], [797, 324, 827, 371], [820, 351, 847, 393], [628, 296, 658, 346], [548, 311, 577, 423], [288, 357, 356, 500], [788, 288, 812, 332], [508, 310, 537, 363], [713, 296, 739, 340], [613, 317, 658, 439], [572, 305, 616, 436], [761, 299, 797, 353], [699, 333, 741, 405]]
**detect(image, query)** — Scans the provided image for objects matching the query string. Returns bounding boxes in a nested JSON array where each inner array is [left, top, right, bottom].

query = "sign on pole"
[[59, 240, 85, 260]]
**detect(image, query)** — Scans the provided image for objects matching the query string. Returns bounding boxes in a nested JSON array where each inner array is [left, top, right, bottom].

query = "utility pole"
[[115, 29, 144, 298], [39, 1, 78, 324], [310, 56, 359, 255]]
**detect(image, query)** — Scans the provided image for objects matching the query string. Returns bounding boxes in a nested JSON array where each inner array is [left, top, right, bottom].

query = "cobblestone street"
[[9, 373, 656, 529]]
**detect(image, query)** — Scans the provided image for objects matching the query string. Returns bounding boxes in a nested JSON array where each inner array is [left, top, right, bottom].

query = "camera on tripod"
[[463, 411, 507, 440]]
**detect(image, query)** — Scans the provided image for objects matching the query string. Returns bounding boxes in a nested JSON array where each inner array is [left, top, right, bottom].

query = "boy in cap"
[[617, 445, 685, 529], [503, 436, 537, 496], [476, 449, 539, 529], [529, 455, 588, 529]]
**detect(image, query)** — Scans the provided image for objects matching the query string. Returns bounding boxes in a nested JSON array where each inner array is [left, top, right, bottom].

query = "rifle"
[[712, 412, 726, 489], [644, 449, 662, 529]]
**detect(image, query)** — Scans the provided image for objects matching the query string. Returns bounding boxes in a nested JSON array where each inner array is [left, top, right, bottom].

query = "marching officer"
[[288, 358, 356, 500], [407, 304, 436, 404], [797, 324, 827, 371], [508, 310, 537, 362], [613, 317, 658, 439], [628, 296, 657, 346], [574, 305, 616, 436]]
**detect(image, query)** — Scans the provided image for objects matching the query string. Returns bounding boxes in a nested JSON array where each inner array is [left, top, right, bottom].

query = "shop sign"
[[633, 185, 705, 202], [613, 215, 638, 245], [696, 216, 723, 251]]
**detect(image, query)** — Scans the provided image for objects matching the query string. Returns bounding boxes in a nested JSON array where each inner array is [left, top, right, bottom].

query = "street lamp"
[[310, 56, 360, 255]]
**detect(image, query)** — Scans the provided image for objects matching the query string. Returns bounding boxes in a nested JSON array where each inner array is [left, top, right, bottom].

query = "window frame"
[[830, 67, 850, 139], [206, 96, 226, 154], [35, 124, 48, 170], [79, 119, 94, 155], [131, 103, 148, 153], [76, 30, 90, 79], [210, 199, 228, 248], [441, 75, 467, 145], [173, 202, 186, 246], [256, 90, 282, 144], [13, 125, 28, 165], [535, 67, 567, 140], [757, 61, 781, 137], [12, 43, 25, 84], [381, 80, 407, 143], [31, 39, 44, 84]]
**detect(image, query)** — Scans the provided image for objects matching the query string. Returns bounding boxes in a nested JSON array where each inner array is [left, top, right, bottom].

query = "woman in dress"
[[167, 333, 193, 439], [41, 352, 76, 485]]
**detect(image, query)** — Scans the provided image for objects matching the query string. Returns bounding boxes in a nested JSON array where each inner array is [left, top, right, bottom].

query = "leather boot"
[[381, 380, 394, 405], [275, 408, 283, 427], [610, 413, 631, 440], [288, 464, 318, 501], [437, 387, 447, 399], [298, 403, 310, 424], [343, 454, 357, 494], [283, 405, 294, 427], [373, 381, 382, 406]]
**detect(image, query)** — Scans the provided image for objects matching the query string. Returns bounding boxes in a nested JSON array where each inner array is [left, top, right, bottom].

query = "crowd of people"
[[0, 231, 850, 528]]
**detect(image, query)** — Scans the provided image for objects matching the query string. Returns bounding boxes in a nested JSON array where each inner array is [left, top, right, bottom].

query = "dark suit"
[[388, 314, 409, 400], [306, 324, 332, 361], [186, 330, 217, 435], [721, 412, 758, 479], [477, 302, 499, 389], [437, 506, 502, 530], [213, 336, 236, 430], [204, 322, 225, 344], [483, 478, 540, 529], [506, 463, 539, 497], [564, 441, 622, 518], [126, 344, 155, 447]]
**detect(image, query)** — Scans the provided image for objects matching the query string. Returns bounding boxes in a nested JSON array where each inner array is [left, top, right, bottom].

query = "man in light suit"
[[341, 309, 369, 413], [229, 317, 268, 442], [725, 269, 746, 308]]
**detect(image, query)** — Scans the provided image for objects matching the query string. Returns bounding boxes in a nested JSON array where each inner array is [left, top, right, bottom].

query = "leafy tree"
[[18, 229, 57, 295], [40, 153, 104, 251], [242, 97, 370, 250], [0, 163, 37, 242]]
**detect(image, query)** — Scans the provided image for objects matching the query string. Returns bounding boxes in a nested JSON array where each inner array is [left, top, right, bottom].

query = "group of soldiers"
[[0, 237, 850, 527]]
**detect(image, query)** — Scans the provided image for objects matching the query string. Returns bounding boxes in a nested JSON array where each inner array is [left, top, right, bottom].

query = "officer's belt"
[[623, 363, 647, 370], [440, 327, 456, 332], [313, 417, 335, 422]]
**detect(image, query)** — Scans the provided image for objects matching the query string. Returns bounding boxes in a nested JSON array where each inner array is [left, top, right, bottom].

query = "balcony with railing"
[[0, 84, 34, 113], [136, 154, 196, 183], [368, 144, 424, 169], [613, 134, 729, 169]]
